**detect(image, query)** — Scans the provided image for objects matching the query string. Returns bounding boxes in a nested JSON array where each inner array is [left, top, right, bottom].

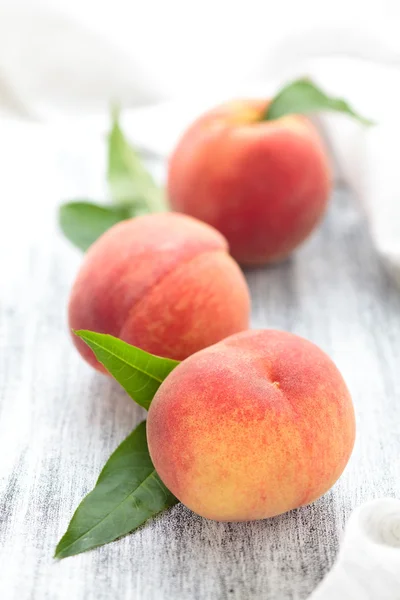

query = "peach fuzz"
[[168, 99, 332, 265], [68, 213, 250, 371], [147, 330, 355, 521]]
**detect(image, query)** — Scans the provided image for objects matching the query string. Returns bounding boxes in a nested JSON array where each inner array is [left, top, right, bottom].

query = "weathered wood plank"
[[1, 184, 399, 600]]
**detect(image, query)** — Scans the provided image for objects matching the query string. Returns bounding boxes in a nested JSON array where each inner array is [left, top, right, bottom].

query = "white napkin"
[[309, 499, 400, 599]]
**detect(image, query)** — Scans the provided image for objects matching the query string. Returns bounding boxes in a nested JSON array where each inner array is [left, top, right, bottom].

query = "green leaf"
[[75, 330, 179, 410], [265, 77, 374, 125], [108, 107, 167, 212], [55, 421, 178, 559], [59, 201, 131, 251]]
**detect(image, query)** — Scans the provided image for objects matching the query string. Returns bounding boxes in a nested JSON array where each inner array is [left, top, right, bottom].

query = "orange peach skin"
[[147, 330, 355, 521], [68, 213, 250, 371], [168, 100, 332, 265]]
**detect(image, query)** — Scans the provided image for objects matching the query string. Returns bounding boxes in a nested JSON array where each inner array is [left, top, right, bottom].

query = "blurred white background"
[[0, 0, 399, 118]]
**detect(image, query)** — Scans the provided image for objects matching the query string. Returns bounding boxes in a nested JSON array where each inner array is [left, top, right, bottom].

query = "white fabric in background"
[[0, 0, 399, 118]]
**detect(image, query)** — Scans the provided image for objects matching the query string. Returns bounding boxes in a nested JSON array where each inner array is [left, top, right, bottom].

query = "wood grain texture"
[[1, 170, 400, 599]]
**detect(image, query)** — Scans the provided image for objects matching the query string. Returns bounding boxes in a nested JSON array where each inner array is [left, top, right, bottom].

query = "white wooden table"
[[1, 123, 399, 599]]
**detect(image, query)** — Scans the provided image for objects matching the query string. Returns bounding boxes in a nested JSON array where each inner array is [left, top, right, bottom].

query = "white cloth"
[[309, 499, 400, 599], [0, 1, 399, 118]]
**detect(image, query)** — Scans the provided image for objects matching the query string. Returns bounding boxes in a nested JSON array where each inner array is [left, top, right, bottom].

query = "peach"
[[68, 213, 250, 371], [168, 100, 332, 265], [147, 329, 355, 521]]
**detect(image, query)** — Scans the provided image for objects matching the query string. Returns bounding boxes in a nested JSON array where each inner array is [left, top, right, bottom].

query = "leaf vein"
[[57, 469, 159, 556]]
